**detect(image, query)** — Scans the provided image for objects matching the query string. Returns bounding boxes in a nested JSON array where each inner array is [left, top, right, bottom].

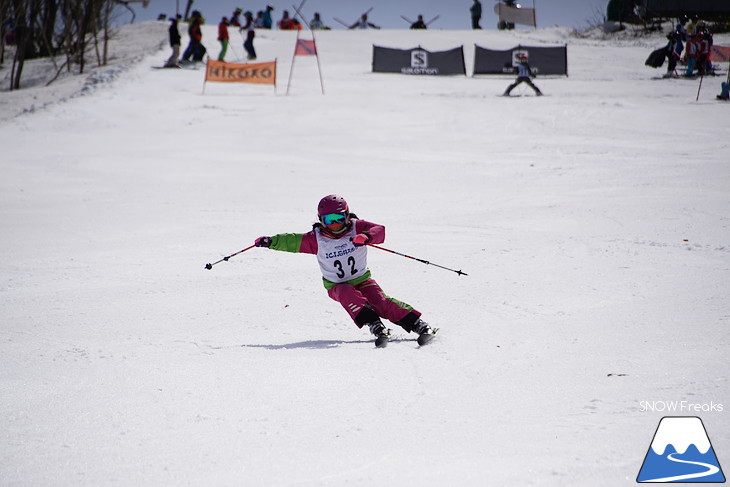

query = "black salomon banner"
[[372, 46, 466, 76], [473, 45, 568, 76]]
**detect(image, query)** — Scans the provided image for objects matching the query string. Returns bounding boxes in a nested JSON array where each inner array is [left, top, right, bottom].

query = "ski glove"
[[351, 234, 370, 247], [255, 236, 272, 248]]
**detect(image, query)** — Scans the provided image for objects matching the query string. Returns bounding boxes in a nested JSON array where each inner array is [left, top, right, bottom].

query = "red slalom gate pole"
[[205, 245, 255, 270], [367, 243, 468, 276]]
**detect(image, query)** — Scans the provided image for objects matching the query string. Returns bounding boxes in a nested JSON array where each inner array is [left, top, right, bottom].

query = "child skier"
[[254, 194, 436, 347], [217, 17, 229, 61], [240, 11, 256, 60], [503, 53, 543, 96]]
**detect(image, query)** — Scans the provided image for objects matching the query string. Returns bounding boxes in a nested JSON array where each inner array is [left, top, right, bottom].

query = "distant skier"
[[410, 15, 427, 30], [230, 7, 242, 27], [503, 53, 543, 96], [240, 11, 256, 60], [663, 29, 684, 78], [310, 12, 330, 30], [262, 5, 274, 29], [470, 0, 482, 29], [278, 10, 295, 30], [255, 11, 266, 28], [349, 14, 380, 29], [182, 10, 206, 62], [253, 195, 436, 348], [163, 16, 182, 67], [217, 17, 229, 61]]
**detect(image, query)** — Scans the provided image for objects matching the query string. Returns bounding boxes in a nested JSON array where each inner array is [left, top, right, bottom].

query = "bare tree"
[[6, 0, 123, 89]]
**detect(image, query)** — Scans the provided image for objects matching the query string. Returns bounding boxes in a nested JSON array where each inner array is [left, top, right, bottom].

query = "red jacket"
[[218, 21, 229, 41]]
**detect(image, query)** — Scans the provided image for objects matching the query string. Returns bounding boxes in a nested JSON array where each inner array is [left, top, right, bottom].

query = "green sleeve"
[[270, 233, 305, 253]]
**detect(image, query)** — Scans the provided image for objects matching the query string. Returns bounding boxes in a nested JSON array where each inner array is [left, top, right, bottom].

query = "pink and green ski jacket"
[[268, 219, 385, 289]]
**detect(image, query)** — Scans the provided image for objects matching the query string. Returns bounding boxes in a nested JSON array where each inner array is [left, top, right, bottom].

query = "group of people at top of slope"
[[663, 17, 716, 79], [163, 6, 336, 67], [661, 17, 727, 101]]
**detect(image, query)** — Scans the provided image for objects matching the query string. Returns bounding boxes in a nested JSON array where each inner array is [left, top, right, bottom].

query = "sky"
[[126, 0, 610, 30]]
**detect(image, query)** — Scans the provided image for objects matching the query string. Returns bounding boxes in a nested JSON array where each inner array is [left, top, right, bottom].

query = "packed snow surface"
[[1, 21, 728, 487]]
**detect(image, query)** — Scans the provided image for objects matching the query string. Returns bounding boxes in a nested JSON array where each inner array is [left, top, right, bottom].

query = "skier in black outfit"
[[164, 16, 182, 67], [410, 15, 427, 30], [470, 0, 482, 29], [240, 11, 256, 60]]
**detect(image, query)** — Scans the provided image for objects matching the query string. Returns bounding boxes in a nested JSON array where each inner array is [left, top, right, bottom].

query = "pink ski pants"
[[327, 278, 419, 327]]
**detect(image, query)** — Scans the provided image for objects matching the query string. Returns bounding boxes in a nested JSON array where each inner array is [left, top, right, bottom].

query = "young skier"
[[182, 10, 206, 62], [254, 195, 436, 347], [217, 17, 229, 61], [503, 53, 543, 96], [240, 11, 256, 60], [163, 16, 182, 68]]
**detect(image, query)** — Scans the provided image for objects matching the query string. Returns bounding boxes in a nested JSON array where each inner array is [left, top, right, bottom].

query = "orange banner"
[[205, 59, 277, 85]]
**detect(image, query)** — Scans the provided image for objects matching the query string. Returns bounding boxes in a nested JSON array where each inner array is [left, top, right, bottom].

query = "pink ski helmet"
[[317, 194, 349, 217]]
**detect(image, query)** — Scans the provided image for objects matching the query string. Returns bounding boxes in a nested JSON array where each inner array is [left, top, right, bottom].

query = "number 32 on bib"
[[315, 227, 368, 283]]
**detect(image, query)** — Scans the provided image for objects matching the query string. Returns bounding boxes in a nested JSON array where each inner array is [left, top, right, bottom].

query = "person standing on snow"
[[217, 17, 229, 61], [410, 15, 427, 30], [470, 0, 482, 29], [255, 11, 266, 28], [349, 14, 380, 29], [503, 53, 543, 96], [253, 195, 436, 348], [230, 7, 243, 27], [310, 12, 329, 30], [278, 10, 296, 30], [164, 16, 182, 67], [663, 28, 684, 78], [240, 11, 256, 60], [182, 10, 205, 62], [263, 5, 274, 29]]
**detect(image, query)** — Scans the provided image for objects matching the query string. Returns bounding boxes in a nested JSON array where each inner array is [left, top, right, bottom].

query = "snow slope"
[[1, 21, 728, 487]]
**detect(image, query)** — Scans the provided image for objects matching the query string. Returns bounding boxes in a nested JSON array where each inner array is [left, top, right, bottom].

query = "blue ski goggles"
[[322, 212, 347, 226]]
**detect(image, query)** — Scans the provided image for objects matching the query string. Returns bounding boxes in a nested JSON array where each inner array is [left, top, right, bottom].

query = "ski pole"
[[696, 72, 704, 101], [367, 243, 468, 276], [205, 245, 255, 270]]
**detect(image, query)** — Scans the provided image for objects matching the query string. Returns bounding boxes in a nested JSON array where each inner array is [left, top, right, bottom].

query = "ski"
[[152, 63, 201, 70], [373, 328, 439, 347]]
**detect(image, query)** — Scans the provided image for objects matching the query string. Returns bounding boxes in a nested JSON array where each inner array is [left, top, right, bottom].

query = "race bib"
[[315, 225, 368, 283]]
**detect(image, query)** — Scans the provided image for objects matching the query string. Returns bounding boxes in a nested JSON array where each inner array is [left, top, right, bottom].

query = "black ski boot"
[[369, 321, 392, 348], [413, 319, 438, 346]]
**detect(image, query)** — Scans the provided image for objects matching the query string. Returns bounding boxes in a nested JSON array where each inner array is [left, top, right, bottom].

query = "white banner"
[[495, 4, 537, 27]]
